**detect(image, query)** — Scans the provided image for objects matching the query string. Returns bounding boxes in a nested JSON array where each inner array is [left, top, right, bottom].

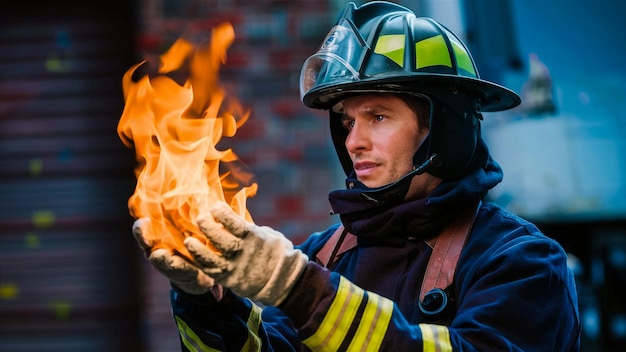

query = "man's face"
[[339, 93, 429, 189]]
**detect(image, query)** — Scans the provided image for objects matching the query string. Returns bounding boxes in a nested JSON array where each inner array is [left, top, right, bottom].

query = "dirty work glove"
[[132, 218, 223, 298], [185, 202, 308, 306]]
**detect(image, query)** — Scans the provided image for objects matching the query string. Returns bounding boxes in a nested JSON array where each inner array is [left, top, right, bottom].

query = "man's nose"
[[345, 122, 370, 153]]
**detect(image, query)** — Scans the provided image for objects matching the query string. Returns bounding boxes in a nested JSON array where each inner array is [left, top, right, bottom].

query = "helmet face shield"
[[299, 20, 365, 102]]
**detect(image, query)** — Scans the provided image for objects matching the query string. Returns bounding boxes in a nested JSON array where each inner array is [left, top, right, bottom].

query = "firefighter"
[[133, 1, 581, 350]]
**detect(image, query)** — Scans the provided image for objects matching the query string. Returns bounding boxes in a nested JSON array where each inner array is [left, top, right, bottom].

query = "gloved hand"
[[184, 202, 308, 306], [132, 217, 223, 298]]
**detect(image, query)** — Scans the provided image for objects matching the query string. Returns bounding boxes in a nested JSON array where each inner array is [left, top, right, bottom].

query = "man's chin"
[[356, 176, 390, 189]]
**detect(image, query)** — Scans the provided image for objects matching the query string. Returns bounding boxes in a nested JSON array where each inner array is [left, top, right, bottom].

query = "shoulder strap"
[[316, 225, 358, 267], [317, 200, 480, 293], [419, 201, 481, 302]]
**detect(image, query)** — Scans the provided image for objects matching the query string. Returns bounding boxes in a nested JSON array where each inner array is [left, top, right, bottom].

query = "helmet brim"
[[303, 74, 521, 113]]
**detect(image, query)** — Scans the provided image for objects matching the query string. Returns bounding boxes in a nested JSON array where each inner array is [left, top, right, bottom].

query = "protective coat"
[[170, 158, 581, 351]]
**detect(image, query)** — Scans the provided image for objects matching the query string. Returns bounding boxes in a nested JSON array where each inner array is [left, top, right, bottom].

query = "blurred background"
[[1, 0, 624, 350]]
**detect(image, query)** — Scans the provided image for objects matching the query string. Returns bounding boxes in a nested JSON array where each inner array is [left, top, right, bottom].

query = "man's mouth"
[[354, 161, 378, 171], [353, 162, 379, 179]]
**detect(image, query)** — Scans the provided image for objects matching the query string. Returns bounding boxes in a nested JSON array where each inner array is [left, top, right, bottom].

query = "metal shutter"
[[0, 1, 143, 350]]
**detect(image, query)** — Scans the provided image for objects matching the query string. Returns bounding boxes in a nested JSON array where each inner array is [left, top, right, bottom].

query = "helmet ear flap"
[[425, 96, 481, 179], [329, 110, 353, 176], [412, 133, 431, 168]]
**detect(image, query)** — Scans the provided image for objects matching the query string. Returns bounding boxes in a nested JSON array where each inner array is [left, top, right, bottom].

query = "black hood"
[[328, 140, 502, 246]]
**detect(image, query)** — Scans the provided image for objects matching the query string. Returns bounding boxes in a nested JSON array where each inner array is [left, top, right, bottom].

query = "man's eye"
[[343, 120, 355, 130], [375, 115, 385, 122]]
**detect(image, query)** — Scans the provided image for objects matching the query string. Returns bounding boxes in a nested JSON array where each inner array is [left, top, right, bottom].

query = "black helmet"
[[300, 1, 520, 181]]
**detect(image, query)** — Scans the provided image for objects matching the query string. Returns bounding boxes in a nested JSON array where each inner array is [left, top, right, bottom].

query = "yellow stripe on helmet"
[[415, 35, 452, 70], [448, 36, 477, 77], [374, 34, 406, 67]]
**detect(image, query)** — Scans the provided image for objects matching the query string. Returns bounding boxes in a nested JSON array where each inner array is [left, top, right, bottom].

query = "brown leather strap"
[[419, 201, 480, 302], [317, 201, 480, 298], [316, 225, 358, 267]]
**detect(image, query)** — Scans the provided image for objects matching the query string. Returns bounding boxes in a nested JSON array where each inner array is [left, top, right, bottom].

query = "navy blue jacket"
[[170, 157, 581, 351]]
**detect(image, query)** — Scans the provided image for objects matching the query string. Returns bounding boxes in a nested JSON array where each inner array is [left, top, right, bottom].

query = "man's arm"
[[170, 288, 301, 351], [185, 201, 580, 351], [280, 235, 580, 352]]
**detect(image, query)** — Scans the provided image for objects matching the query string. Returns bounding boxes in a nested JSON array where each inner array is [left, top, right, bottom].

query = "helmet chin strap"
[[356, 153, 442, 206]]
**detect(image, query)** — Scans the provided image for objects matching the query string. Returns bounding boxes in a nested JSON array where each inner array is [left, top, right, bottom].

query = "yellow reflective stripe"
[[375, 34, 406, 67], [415, 35, 452, 69], [347, 291, 394, 352], [303, 276, 364, 351], [449, 37, 477, 77], [242, 302, 263, 351], [174, 315, 221, 352], [420, 324, 452, 352]]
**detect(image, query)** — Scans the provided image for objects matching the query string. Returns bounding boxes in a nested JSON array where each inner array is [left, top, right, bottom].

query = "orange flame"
[[117, 23, 257, 260]]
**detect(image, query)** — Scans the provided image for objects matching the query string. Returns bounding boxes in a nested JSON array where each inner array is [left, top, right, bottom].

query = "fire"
[[117, 23, 257, 261]]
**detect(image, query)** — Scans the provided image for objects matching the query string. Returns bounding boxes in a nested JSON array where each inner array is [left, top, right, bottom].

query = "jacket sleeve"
[[278, 234, 581, 352], [167, 227, 337, 351], [170, 287, 301, 351]]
